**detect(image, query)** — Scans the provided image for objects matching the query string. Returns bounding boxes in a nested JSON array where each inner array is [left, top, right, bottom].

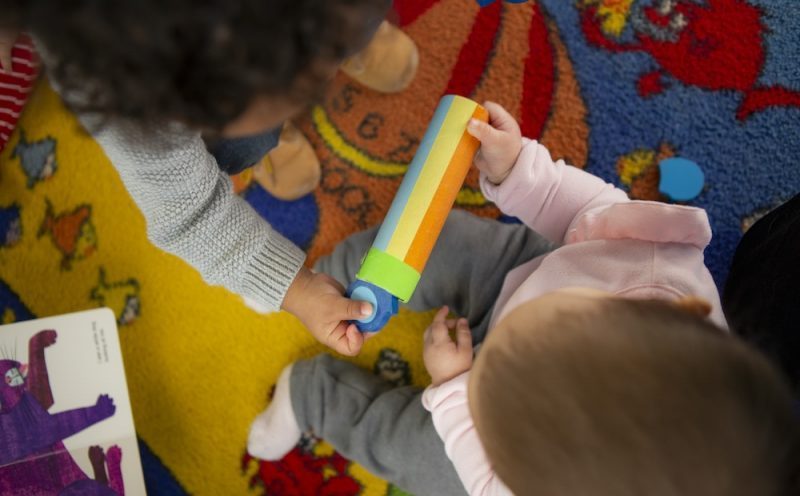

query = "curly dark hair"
[[12, 0, 389, 129]]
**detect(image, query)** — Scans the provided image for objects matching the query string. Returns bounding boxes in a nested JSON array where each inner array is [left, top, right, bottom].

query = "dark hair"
[[13, 0, 388, 129], [723, 194, 800, 396]]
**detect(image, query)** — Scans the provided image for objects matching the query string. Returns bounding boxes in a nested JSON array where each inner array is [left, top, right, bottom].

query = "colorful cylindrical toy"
[[347, 95, 488, 332]]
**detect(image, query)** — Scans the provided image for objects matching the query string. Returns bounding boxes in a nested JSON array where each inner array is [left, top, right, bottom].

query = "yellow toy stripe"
[[312, 105, 490, 207], [385, 98, 478, 259]]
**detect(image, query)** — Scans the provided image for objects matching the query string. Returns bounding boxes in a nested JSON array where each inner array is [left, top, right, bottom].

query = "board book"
[[0, 308, 146, 495]]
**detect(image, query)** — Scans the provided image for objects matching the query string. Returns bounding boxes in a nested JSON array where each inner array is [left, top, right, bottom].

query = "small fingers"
[[430, 322, 451, 345], [467, 118, 499, 145], [0, 52, 10, 73], [483, 101, 520, 135], [0, 30, 20, 75], [346, 324, 364, 354], [328, 329, 350, 355], [340, 294, 373, 321], [432, 306, 450, 324], [329, 323, 362, 356], [455, 318, 472, 349], [0, 43, 15, 74]]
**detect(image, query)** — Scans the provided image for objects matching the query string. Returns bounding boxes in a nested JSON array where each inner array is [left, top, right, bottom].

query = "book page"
[[0, 308, 147, 495]]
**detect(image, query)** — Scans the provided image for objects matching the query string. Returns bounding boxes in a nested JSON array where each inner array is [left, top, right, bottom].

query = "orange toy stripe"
[[404, 106, 488, 272]]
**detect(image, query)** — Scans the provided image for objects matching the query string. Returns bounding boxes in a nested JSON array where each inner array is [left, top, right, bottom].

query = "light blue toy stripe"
[[372, 95, 454, 251]]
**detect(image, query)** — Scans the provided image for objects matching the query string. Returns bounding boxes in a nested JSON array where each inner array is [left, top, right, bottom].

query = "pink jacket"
[[421, 139, 726, 495]]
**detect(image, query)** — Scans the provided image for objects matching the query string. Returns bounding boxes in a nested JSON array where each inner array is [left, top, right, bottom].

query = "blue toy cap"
[[346, 279, 399, 333]]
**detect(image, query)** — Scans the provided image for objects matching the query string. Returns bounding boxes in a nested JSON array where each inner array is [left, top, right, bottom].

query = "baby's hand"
[[467, 102, 522, 185], [423, 306, 473, 386], [282, 267, 373, 356]]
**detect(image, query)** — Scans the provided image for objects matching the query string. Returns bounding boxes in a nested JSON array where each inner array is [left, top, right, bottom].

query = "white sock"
[[247, 364, 302, 460]]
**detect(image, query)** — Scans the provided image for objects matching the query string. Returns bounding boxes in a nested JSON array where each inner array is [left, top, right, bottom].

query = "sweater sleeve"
[[91, 119, 306, 311], [422, 372, 513, 496], [480, 139, 629, 244]]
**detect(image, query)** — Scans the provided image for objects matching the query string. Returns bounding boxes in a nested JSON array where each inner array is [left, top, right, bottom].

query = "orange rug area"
[[2, 0, 798, 494], [298, 1, 587, 269]]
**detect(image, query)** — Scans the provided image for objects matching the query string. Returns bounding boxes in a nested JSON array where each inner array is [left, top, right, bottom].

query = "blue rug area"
[[243, 183, 319, 251], [536, 0, 800, 285], [138, 439, 188, 496]]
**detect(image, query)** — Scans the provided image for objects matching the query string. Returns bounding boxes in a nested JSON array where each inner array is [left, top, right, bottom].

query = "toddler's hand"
[[0, 29, 19, 74], [282, 267, 373, 356], [467, 101, 522, 185], [423, 306, 473, 386]]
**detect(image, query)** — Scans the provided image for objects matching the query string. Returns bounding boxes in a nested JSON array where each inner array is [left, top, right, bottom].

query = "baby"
[[247, 102, 799, 495]]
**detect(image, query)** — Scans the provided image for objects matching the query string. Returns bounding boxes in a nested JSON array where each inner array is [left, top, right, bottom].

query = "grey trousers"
[[293, 210, 553, 495]]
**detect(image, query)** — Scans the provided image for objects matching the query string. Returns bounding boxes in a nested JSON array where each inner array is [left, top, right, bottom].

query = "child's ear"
[[674, 296, 712, 318]]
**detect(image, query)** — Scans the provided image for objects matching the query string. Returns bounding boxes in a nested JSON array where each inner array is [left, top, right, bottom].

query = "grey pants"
[[294, 210, 553, 495]]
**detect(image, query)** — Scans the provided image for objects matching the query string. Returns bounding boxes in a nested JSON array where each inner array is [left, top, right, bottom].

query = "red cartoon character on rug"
[[243, 442, 361, 496], [579, 0, 800, 120]]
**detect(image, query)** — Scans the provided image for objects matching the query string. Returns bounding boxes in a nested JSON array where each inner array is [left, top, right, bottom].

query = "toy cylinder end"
[[346, 279, 399, 333]]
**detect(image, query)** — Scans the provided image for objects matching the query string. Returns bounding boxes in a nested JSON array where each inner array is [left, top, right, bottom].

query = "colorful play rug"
[[1, 0, 798, 494]]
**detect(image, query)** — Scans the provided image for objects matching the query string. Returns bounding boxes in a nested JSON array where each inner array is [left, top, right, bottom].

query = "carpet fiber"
[[1, 0, 798, 494]]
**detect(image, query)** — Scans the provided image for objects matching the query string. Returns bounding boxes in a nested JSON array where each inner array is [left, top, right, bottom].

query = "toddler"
[[247, 102, 799, 495], [6, 0, 419, 356]]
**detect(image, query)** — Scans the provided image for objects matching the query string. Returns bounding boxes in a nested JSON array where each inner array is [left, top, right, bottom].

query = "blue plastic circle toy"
[[658, 157, 705, 202], [346, 280, 399, 333]]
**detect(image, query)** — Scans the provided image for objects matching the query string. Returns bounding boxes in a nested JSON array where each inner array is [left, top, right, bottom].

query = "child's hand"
[[0, 29, 19, 74], [423, 306, 473, 386], [467, 101, 522, 185], [282, 267, 373, 356]]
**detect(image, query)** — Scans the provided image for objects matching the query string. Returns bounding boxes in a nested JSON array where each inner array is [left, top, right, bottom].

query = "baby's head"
[[470, 291, 799, 496]]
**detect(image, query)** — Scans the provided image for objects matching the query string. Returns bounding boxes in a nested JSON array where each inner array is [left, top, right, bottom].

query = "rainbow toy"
[[348, 95, 488, 332]]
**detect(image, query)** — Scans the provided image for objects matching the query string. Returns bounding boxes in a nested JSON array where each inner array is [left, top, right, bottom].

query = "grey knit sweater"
[[35, 33, 304, 312], [90, 119, 306, 311]]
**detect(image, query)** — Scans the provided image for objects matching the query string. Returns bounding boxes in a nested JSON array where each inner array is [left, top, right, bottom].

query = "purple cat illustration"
[[0, 329, 125, 495]]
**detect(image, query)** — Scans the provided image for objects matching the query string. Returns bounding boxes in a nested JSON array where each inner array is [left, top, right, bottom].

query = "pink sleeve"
[[480, 139, 629, 243], [422, 372, 513, 496]]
